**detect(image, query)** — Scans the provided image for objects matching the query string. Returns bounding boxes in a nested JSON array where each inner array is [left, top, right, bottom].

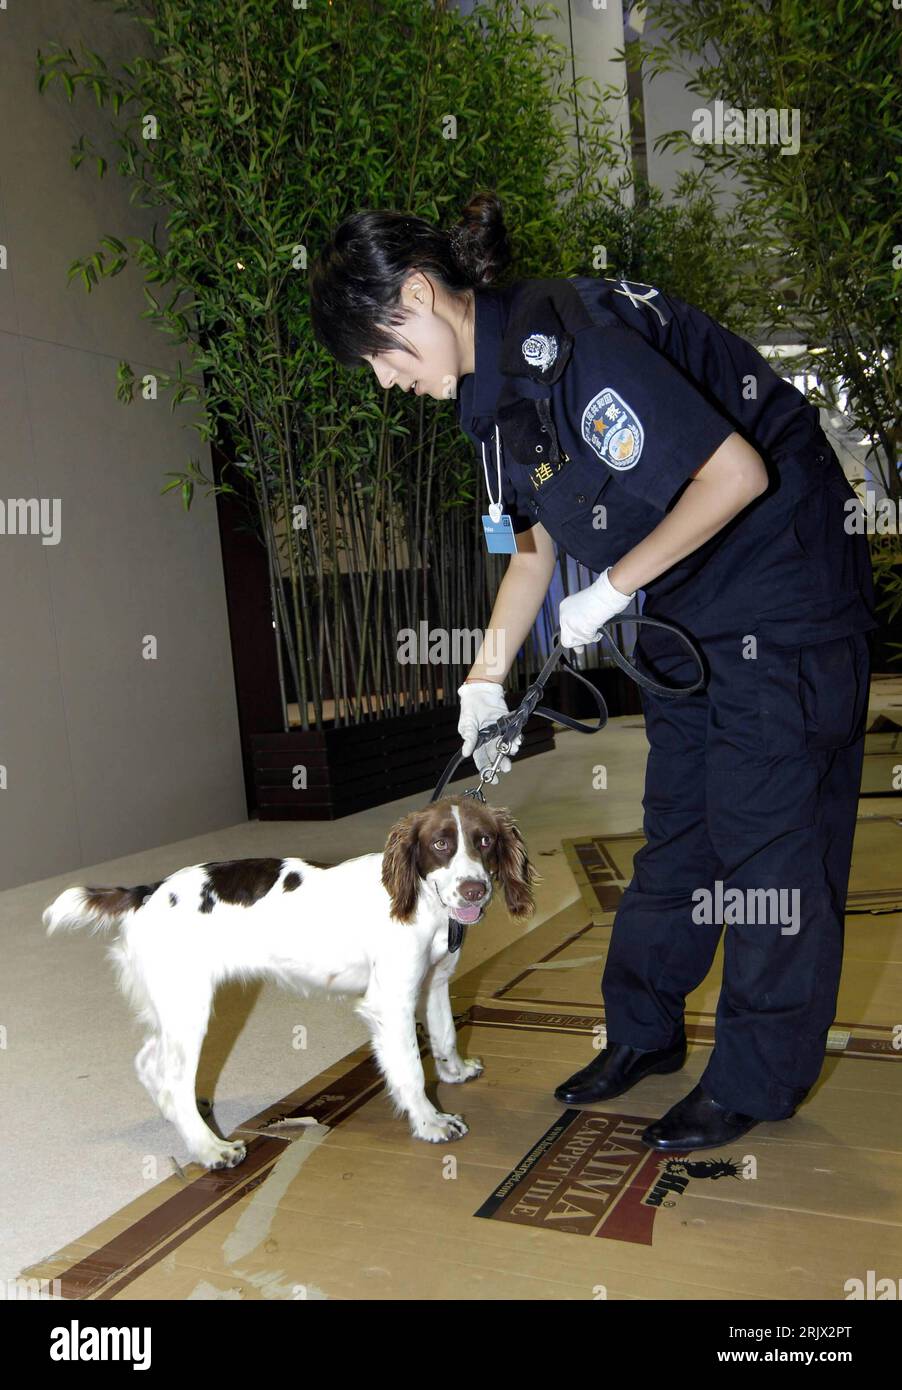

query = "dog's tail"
[[43, 883, 154, 937]]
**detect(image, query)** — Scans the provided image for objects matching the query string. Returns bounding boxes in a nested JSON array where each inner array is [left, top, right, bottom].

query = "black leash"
[[432, 614, 706, 805], [433, 615, 706, 952]]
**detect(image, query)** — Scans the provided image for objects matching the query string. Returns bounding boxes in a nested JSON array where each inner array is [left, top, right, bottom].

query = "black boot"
[[554, 1036, 687, 1105], [641, 1082, 763, 1150]]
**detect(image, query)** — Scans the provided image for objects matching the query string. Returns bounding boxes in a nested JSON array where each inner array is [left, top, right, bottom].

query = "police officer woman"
[[310, 192, 877, 1152]]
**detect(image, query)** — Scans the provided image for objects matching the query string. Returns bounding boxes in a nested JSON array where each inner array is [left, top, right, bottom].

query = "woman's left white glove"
[[558, 567, 635, 655]]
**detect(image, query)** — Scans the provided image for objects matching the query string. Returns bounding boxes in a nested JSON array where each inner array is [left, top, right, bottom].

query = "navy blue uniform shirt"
[[455, 274, 877, 644]]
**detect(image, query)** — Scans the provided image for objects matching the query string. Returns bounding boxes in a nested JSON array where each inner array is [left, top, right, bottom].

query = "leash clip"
[[463, 729, 515, 800]]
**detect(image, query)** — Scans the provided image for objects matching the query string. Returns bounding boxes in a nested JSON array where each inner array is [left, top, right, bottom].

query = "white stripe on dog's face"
[[419, 802, 494, 926]]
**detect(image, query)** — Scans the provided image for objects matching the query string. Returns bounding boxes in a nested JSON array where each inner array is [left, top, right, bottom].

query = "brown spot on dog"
[[199, 858, 283, 911], [84, 881, 163, 916], [282, 871, 303, 892]]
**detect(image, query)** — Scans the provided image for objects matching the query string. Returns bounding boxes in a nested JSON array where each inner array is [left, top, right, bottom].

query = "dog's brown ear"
[[492, 805, 541, 923], [381, 810, 423, 923]]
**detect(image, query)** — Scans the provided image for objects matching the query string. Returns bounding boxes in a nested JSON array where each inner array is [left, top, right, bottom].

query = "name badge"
[[481, 512, 519, 554]]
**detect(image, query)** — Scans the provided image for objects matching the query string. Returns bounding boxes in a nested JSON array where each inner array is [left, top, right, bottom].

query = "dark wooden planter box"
[[251, 702, 555, 820]]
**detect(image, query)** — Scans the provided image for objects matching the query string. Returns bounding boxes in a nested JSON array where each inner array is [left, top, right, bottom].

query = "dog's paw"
[[412, 1111, 469, 1143], [436, 1055, 484, 1084], [196, 1138, 247, 1170]]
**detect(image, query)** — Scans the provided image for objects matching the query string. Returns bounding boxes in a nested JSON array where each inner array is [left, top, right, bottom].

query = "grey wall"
[[544, 0, 631, 162], [0, 1, 247, 890], [638, 10, 715, 200]]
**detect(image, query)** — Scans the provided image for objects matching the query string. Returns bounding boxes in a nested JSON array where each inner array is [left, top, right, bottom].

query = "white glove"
[[558, 567, 635, 655], [457, 679, 523, 785]]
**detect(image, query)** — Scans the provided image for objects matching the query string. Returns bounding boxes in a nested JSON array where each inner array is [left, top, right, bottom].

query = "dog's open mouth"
[[448, 902, 486, 925]]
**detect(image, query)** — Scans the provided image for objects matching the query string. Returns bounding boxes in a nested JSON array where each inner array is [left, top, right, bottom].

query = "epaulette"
[[494, 278, 595, 464], [498, 277, 594, 386]]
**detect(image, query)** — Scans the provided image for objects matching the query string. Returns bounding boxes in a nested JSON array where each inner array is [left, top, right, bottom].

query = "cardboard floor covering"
[[19, 812, 902, 1301], [860, 719, 902, 797]]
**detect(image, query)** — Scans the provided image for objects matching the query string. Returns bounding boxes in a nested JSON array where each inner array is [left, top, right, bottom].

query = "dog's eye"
[[477, 834, 494, 848], [433, 838, 450, 851]]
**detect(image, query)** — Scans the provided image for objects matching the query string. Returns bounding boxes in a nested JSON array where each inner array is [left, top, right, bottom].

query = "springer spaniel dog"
[[43, 796, 538, 1169]]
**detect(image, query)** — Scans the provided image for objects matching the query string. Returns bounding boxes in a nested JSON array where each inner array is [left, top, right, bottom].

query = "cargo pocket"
[[798, 633, 870, 751], [757, 646, 807, 757]]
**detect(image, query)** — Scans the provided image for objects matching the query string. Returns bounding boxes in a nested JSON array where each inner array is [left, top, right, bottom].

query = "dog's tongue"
[[451, 903, 483, 924]]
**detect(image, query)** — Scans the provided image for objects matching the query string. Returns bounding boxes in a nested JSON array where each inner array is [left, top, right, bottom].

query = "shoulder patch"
[[581, 387, 644, 470]]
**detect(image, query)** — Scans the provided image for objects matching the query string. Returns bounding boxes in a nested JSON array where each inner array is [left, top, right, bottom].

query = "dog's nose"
[[457, 879, 488, 903]]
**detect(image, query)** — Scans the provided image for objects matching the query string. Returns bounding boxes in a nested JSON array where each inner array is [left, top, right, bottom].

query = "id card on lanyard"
[[481, 424, 519, 554]]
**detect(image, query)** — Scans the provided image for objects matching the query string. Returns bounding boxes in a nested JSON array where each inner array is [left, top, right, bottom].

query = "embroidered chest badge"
[[581, 387, 644, 470], [521, 333, 558, 372]]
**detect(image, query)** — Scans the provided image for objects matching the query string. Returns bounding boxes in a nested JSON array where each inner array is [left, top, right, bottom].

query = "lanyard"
[[480, 424, 504, 524]]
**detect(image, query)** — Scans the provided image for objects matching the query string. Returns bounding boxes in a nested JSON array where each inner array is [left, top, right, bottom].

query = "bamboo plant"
[[633, 0, 902, 653], [38, 0, 763, 730]]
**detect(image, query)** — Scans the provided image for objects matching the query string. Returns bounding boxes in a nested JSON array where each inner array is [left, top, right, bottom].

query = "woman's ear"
[[491, 806, 541, 922], [381, 810, 423, 923]]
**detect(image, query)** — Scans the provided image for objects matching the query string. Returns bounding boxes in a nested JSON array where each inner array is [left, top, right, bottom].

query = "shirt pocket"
[[556, 468, 612, 527], [552, 462, 686, 572], [755, 490, 845, 616]]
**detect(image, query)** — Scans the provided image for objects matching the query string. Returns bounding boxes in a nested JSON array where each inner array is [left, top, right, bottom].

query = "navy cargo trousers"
[[601, 457, 875, 1119]]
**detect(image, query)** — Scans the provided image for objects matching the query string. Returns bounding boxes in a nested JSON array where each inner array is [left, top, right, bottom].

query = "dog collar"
[[448, 917, 467, 953]]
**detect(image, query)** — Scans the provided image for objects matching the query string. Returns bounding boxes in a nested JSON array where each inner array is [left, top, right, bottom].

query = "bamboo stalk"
[[345, 467, 382, 719], [352, 401, 389, 717]]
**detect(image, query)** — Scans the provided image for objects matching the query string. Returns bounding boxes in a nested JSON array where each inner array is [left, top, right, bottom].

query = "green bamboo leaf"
[[32, 0, 902, 719]]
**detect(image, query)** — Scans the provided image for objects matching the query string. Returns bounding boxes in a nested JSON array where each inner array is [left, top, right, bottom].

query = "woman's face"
[[363, 273, 472, 401]]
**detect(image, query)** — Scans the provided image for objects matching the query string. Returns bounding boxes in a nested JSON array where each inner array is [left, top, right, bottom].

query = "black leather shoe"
[[554, 1036, 687, 1105], [641, 1082, 762, 1150]]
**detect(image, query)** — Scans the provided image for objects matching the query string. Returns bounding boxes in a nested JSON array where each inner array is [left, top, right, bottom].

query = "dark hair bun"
[[448, 191, 512, 287]]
